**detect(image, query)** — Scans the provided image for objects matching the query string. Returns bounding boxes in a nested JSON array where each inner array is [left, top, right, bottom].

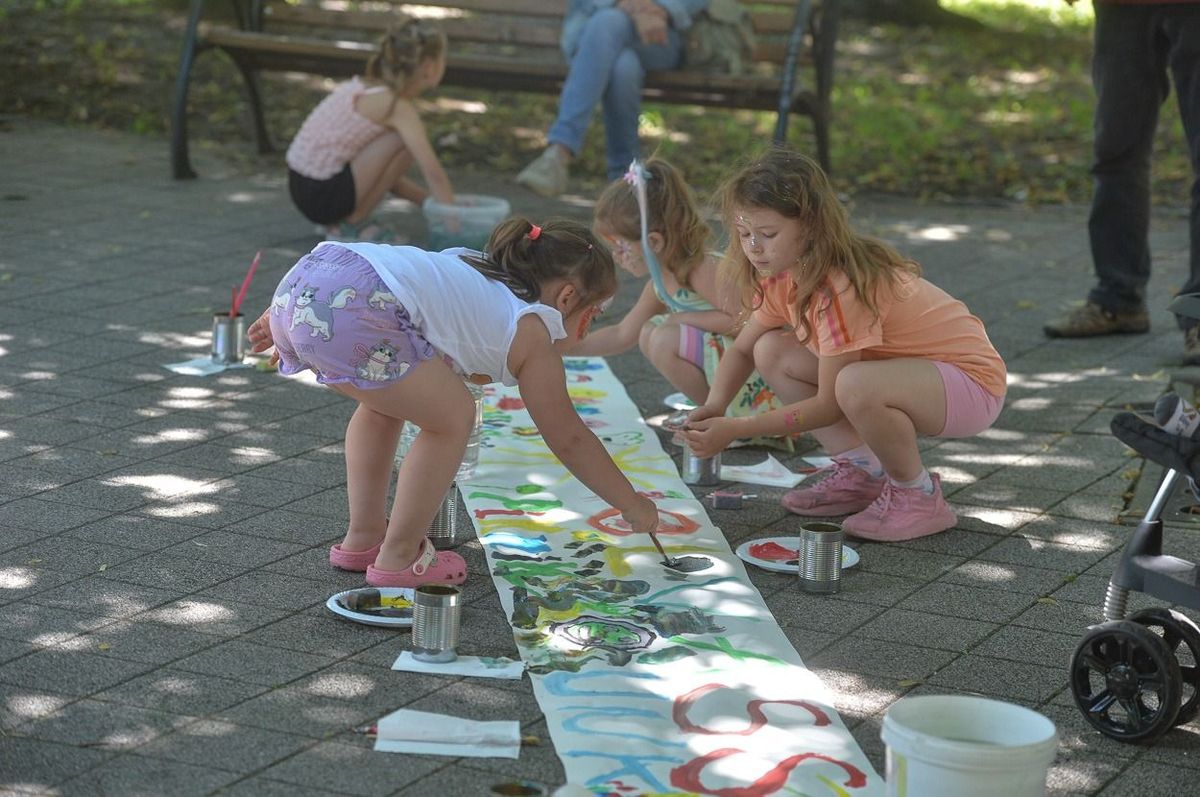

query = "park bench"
[[170, 0, 839, 180]]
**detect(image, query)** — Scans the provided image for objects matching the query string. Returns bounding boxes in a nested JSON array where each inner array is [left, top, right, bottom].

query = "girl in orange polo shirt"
[[683, 147, 1006, 542]]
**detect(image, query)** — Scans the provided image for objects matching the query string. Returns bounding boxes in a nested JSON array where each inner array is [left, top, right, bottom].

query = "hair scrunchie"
[[527, 224, 542, 241]]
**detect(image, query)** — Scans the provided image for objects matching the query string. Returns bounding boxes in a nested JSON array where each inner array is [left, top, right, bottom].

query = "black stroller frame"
[[1069, 294, 1200, 742]]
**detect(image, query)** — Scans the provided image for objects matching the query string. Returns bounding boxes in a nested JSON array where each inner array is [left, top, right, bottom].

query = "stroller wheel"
[[1129, 607, 1200, 726], [1070, 620, 1182, 742]]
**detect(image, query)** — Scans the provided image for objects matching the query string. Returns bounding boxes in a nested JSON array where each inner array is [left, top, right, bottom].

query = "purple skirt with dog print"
[[268, 244, 435, 389]]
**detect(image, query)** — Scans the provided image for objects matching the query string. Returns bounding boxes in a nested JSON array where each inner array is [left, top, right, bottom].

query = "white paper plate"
[[326, 587, 415, 628], [735, 536, 859, 573], [663, 392, 697, 411]]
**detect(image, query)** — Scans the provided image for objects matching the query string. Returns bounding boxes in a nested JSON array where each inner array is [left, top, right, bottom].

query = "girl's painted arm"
[[387, 99, 455, 204], [570, 281, 663, 356], [735, 349, 858, 439], [513, 338, 657, 532]]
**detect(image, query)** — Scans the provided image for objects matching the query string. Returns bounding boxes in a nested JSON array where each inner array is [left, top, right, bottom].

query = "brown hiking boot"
[[1185, 326, 1200, 366], [1043, 301, 1149, 338]]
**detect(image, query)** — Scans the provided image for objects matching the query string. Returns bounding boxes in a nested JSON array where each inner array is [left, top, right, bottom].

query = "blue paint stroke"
[[480, 532, 551, 554], [563, 751, 681, 793], [644, 575, 740, 603], [560, 706, 685, 749], [542, 669, 668, 701]]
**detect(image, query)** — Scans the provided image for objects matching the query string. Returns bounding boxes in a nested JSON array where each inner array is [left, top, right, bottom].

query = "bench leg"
[[232, 61, 274, 155], [169, 0, 208, 179], [812, 0, 841, 175]]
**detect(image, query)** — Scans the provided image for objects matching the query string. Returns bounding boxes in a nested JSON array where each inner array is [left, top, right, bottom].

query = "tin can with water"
[[427, 484, 460, 549], [411, 584, 461, 663], [797, 521, 843, 593]]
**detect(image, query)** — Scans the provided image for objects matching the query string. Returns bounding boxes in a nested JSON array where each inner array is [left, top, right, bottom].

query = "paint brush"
[[230, 250, 262, 317], [647, 530, 677, 567]]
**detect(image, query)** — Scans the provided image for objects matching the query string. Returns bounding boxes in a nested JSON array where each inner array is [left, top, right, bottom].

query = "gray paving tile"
[[942, 558, 1074, 596], [137, 718, 315, 775], [247, 610, 399, 658], [852, 543, 965, 579], [0, 566, 79, 606], [67, 619, 223, 665], [762, 589, 881, 635], [57, 753, 241, 797], [1096, 759, 1193, 795], [810, 635, 958, 683], [0, 648, 153, 697], [161, 529, 308, 568], [897, 581, 1036, 624], [134, 498, 270, 530], [0, 735, 113, 789], [0, 601, 116, 646], [138, 596, 293, 637], [198, 569, 333, 612], [0, 498, 109, 533], [979, 535, 1113, 572], [222, 507, 343, 546], [0, 536, 145, 576], [14, 446, 141, 478], [13, 697, 191, 750], [63, 513, 207, 551], [99, 550, 251, 592], [211, 776, 348, 797], [254, 740, 442, 797], [858, 608, 999, 652], [171, 639, 338, 686], [927, 654, 1065, 703], [972, 624, 1083, 667], [1046, 754, 1128, 797]]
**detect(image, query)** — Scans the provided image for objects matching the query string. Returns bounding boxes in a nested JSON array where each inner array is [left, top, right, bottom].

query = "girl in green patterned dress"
[[573, 158, 786, 443]]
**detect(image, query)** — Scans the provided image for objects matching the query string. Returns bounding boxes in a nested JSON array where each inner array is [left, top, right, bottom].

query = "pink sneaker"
[[842, 473, 957, 542], [782, 460, 885, 516]]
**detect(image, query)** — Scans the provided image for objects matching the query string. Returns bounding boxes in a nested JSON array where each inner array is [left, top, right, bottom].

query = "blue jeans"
[[1087, 2, 1200, 329], [549, 8, 683, 180]]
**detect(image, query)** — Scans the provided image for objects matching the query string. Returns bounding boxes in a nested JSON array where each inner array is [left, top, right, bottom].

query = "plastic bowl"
[[423, 193, 512, 251]]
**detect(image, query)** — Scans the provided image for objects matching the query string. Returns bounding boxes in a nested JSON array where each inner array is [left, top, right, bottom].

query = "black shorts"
[[288, 164, 356, 225]]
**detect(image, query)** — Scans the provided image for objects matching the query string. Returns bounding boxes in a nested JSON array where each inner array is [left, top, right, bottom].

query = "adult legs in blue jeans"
[[1087, 3, 1200, 328], [549, 8, 682, 180]]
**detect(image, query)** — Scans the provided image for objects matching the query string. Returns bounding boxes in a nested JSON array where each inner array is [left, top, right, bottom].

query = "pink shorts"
[[933, 361, 1004, 438], [677, 323, 707, 367]]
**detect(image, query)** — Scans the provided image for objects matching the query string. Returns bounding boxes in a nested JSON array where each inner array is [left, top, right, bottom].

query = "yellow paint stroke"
[[478, 516, 562, 535], [816, 773, 850, 797], [484, 444, 673, 490], [571, 530, 619, 545]]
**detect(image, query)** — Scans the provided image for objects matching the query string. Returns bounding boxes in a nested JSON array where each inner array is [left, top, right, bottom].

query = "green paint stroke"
[[667, 635, 788, 666], [467, 490, 562, 511]]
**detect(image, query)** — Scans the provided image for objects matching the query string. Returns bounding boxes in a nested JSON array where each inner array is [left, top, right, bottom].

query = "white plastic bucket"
[[881, 695, 1058, 797], [423, 193, 511, 251]]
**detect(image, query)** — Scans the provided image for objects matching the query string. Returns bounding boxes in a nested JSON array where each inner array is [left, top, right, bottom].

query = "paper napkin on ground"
[[373, 708, 521, 758], [391, 651, 525, 679], [163, 357, 248, 376], [719, 454, 805, 488]]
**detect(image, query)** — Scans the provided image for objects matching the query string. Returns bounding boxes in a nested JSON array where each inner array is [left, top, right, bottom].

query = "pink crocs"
[[782, 460, 885, 517], [329, 541, 383, 572], [366, 539, 467, 587], [842, 473, 957, 542]]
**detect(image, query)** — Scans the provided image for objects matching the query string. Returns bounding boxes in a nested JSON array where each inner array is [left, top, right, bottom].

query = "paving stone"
[[0, 537, 145, 576], [858, 608, 999, 653], [942, 558, 1074, 596], [0, 498, 109, 533], [137, 718, 314, 775], [0, 601, 117, 646], [0, 735, 112, 789], [897, 581, 1036, 624], [1046, 754, 1128, 797], [762, 589, 881, 635], [0, 648, 153, 696], [14, 697, 190, 750], [198, 569, 333, 612], [971, 624, 1083, 666], [161, 529, 308, 568], [222, 508, 343, 546], [14, 446, 141, 478], [208, 776, 347, 797], [134, 498, 270, 530], [254, 740, 442, 797], [57, 753, 240, 797], [978, 535, 1113, 572], [63, 619, 223, 665], [810, 635, 958, 683], [138, 596, 292, 637], [95, 668, 269, 718], [852, 543, 965, 580], [63, 514, 207, 551], [171, 639, 338, 686], [1095, 759, 1193, 795], [927, 654, 1064, 703], [100, 551, 251, 592], [246, 610, 399, 658]]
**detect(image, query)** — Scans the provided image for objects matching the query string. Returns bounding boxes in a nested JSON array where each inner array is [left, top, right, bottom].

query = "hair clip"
[[527, 224, 542, 241], [623, 159, 649, 187]]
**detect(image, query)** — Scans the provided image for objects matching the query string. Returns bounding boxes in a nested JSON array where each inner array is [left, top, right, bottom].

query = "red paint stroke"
[[474, 508, 545, 518], [748, 542, 797, 561], [671, 749, 868, 797], [588, 507, 700, 537], [673, 684, 830, 735], [497, 397, 525, 410]]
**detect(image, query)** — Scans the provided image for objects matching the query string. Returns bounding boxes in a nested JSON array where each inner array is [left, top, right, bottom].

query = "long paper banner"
[[462, 358, 883, 796]]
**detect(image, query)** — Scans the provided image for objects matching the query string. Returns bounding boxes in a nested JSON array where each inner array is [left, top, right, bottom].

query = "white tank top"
[[323, 241, 567, 386]]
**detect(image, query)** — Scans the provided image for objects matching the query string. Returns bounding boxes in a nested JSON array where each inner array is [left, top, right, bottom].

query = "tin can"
[[797, 521, 843, 593], [411, 584, 461, 663], [427, 483, 460, 549], [681, 447, 721, 486]]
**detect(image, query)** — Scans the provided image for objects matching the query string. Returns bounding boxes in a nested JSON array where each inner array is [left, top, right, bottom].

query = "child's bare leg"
[[333, 358, 474, 571], [340, 403, 402, 552], [834, 359, 946, 482], [347, 133, 412, 223], [639, 321, 708, 406], [753, 330, 861, 453]]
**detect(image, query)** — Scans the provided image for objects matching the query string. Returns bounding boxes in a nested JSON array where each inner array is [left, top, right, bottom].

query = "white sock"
[[891, 469, 934, 495], [838, 443, 883, 478]]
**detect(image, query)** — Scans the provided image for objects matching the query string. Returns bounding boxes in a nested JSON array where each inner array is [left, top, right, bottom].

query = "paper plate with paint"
[[662, 392, 696, 411], [735, 536, 859, 573], [326, 587, 415, 628]]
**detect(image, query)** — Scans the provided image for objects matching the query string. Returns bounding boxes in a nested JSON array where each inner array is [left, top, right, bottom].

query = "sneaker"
[[781, 460, 884, 517], [516, 147, 569, 197], [1184, 326, 1200, 367], [842, 473, 956, 542], [1043, 301, 1149, 338]]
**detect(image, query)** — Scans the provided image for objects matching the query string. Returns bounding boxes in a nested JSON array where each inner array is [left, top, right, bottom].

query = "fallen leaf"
[[1036, 596, 1058, 606], [98, 643, 112, 651], [1015, 299, 1036, 310], [897, 678, 923, 688]]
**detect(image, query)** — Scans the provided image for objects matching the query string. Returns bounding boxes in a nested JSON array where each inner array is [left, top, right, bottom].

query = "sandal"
[[366, 538, 467, 587], [329, 540, 383, 572]]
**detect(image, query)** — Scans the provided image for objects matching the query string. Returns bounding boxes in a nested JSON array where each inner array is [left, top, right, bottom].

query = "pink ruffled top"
[[285, 77, 389, 180]]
